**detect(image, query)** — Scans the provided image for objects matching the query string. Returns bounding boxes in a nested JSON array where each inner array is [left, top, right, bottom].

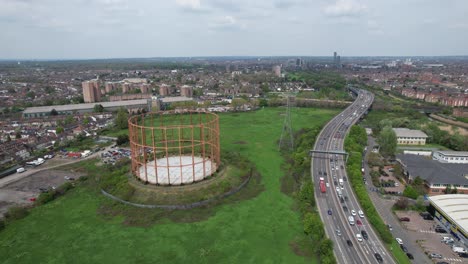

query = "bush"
[[0, 218, 5, 231], [37, 191, 57, 205], [78, 176, 88, 182], [5, 206, 29, 221], [345, 125, 393, 244], [403, 186, 419, 199]]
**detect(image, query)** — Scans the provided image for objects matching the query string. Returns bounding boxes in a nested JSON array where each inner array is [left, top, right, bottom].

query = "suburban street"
[[312, 88, 396, 264]]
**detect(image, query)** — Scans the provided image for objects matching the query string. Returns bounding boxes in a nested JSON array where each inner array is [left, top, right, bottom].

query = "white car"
[[336, 187, 340, 193], [396, 238, 403, 245], [326, 182, 330, 188], [358, 210, 364, 218], [351, 210, 356, 216], [356, 234, 363, 242]]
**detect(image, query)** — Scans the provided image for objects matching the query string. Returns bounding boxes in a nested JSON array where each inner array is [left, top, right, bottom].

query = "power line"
[[279, 96, 294, 152]]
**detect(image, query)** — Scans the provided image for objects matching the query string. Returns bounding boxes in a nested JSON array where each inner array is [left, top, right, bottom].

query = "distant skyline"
[[1, 0, 468, 59]]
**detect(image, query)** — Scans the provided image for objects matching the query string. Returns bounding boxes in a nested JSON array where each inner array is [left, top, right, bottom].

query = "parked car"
[[16, 167, 26, 173], [429, 253, 443, 259], [406, 253, 414, 259], [400, 244, 408, 253], [387, 224, 393, 231], [396, 238, 403, 245], [399, 217, 410, 222], [435, 227, 447, 233]]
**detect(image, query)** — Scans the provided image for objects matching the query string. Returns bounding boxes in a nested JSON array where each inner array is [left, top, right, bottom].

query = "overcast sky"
[[1, 0, 468, 59]]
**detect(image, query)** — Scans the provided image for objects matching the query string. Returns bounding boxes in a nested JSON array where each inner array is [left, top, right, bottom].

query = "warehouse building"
[[22, 97, 193, 118], [428, 194, 468, 247]]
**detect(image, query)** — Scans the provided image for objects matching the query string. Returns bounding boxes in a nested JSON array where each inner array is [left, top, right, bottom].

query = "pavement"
[[363, 136, 432, 264]]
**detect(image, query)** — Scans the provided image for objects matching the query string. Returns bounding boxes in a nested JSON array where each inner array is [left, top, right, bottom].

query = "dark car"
[[346, 240, 353, 247], [344, 196, 349, 201], [423, 215, 434, 220], [374, 253, 383, 263], [39, 187, 48, 193], [343, 206, 348, 211], [400, 245, 408, 253], [361, 230, 368, 240], [406, 253, 414, 259], [399, 217, 410, 222], [435, 227, 447, 233], [340, 197, 345, 203], [458, 252, 468, 258], [436, 262, 449, 264], [328, 209, 332, 215]]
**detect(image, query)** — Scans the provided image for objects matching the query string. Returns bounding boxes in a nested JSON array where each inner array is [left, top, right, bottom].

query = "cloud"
[[274, 0, 305, 9], [324, 0, 367, 17], [210, 15, 245, 31], [367, 20, 384, 35], [175, 0, 201, 10]]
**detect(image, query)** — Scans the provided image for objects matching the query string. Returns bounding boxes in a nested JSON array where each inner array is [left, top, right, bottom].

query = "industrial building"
[[396, 153, 468, 195], [428, 194, 468, 247], [22, 97, 193, 118]]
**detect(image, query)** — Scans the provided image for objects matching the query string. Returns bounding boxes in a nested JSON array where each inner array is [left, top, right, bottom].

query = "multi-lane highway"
[[311, 88, 396, 264]]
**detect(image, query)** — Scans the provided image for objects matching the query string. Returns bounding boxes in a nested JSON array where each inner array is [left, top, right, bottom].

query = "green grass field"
[[0, 107, 338, 264]]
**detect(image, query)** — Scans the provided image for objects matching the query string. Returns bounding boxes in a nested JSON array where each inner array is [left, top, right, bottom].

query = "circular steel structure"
[[128, 111, 220, 185]]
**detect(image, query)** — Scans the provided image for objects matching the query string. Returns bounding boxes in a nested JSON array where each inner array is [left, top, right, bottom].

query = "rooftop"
[[396, 154, 468, 185], [427, 194, 468, 237], [23, 97, 193, 114], [434, 150, 468, 157], [393, 128, 428, 138], [23, 99, 149, 114]]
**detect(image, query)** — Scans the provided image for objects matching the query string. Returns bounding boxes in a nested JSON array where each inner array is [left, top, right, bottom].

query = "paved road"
[[312, 88, 396, 264], [363, 137, 431, 264]]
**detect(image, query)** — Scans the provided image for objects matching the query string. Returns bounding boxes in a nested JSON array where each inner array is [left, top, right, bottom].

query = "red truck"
[[319, 177, 326, 193]]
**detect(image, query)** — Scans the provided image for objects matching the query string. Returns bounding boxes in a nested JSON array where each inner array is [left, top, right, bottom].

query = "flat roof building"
[[397, 153, 468, 195], [433, 150, 468, 164], [82, 80, 101, 103], [428, 194, 468, 246], [22, 97, 193, 118], [393, 128, 428, 145]]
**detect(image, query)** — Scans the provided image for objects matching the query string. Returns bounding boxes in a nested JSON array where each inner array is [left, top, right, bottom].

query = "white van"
[[348, 216, 355, 225], [339, 179, 344, 187], [16, 167, 26, 173]]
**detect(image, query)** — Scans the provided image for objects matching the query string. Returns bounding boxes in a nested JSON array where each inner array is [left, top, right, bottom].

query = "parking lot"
[[0, 169, 84, 217], [101, 147, 131, 165], [396, 211, 466, 263]]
